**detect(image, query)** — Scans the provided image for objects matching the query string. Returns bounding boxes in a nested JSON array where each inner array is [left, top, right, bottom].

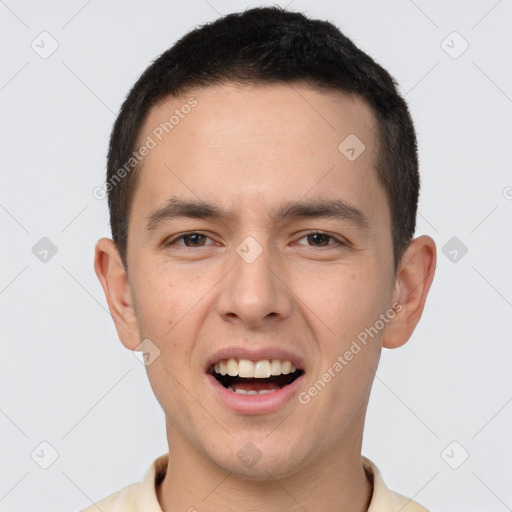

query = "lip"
[[205, 371, 305, 415], [205, 346, 305, 371]]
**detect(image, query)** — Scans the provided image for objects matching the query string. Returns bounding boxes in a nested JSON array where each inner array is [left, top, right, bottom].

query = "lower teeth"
[[227, 387, 277, 395]]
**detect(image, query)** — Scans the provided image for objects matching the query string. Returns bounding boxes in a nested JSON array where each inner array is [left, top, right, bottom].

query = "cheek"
[[295, 264, 388, 341], [134, 276, 176, 331], [132, 260, 195, 327], [130, 279, 183, 377], [132, 262, 214, 372]]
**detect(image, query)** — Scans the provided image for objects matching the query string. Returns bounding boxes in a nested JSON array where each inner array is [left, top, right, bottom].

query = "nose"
[[216, 240, 292, 328]]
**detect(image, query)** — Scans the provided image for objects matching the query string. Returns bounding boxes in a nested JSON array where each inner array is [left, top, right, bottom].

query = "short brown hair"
[[106, 6, 420, 273]]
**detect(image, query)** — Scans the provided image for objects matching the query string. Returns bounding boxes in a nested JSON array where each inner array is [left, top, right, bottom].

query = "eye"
[[296, 232, 345, 247], [165, 232, 215, 248]]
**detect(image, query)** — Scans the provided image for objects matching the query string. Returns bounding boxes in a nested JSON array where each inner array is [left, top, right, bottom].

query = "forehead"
[[139, 81, 378, 160], [131, 82, 386, 231]]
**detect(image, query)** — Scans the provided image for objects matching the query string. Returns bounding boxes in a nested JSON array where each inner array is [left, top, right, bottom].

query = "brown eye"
[[166, 232, 214, 248], [182, 233, 207, 247], [296, 232, 343, 247], [307, 233, 331, 246]]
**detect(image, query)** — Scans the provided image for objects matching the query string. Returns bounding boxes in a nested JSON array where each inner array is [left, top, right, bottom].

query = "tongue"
[[232, 380, 281, 392]]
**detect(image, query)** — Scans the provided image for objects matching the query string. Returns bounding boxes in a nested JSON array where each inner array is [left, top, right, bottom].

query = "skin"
[[94, 82, 436, 512]]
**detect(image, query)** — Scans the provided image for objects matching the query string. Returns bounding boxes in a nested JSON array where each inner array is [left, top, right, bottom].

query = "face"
[[123, 83, 398, 478]]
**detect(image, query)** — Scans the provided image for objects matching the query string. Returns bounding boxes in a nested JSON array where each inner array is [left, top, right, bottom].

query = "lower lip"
[[205, 372, 305, 415]]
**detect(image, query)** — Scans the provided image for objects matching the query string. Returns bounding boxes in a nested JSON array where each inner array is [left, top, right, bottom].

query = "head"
[[95, 6, 436, 479]]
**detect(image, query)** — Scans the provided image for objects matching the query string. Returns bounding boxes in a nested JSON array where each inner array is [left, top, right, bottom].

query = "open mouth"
[[208, 359, 304, 395]]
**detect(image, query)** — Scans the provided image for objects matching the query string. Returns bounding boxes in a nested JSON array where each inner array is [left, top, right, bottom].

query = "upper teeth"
[[213, 359, 297, 378]]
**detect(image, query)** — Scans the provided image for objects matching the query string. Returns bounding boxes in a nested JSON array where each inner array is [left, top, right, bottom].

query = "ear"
[[94, 237, 140, 351], [382, 235, 437, 349]]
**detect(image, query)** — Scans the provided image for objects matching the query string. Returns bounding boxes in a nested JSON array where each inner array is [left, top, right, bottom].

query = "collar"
[[136, 453, 427, 512]]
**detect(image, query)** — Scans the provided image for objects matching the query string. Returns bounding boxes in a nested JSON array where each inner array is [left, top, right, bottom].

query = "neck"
[[157, 420, 372, 512]]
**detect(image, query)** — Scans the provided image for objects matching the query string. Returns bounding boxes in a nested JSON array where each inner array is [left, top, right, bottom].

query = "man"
[[89, 6, 436, 512]]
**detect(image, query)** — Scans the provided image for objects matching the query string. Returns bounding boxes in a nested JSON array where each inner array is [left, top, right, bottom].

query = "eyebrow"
[[145, 196, 371, 232]]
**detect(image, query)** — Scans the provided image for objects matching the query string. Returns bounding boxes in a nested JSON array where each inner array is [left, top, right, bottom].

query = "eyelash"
[[165, 231, 346, 248]]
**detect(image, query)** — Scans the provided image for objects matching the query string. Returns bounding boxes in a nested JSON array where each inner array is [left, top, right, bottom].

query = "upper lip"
[[205, 346, 305, 372]]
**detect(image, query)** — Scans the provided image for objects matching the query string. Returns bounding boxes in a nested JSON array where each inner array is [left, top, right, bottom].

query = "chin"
[[209, 440, 310, 481]]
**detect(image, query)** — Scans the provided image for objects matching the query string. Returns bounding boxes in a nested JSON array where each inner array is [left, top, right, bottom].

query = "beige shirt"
[[80, 454, 429, 512]]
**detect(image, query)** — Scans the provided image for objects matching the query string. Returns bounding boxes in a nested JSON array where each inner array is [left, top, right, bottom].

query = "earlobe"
[[94, 238, 140, 350], [382, 235, 437, 349]]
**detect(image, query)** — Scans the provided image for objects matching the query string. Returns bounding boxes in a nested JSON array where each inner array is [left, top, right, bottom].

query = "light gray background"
[[1, 0, 511, 511]]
